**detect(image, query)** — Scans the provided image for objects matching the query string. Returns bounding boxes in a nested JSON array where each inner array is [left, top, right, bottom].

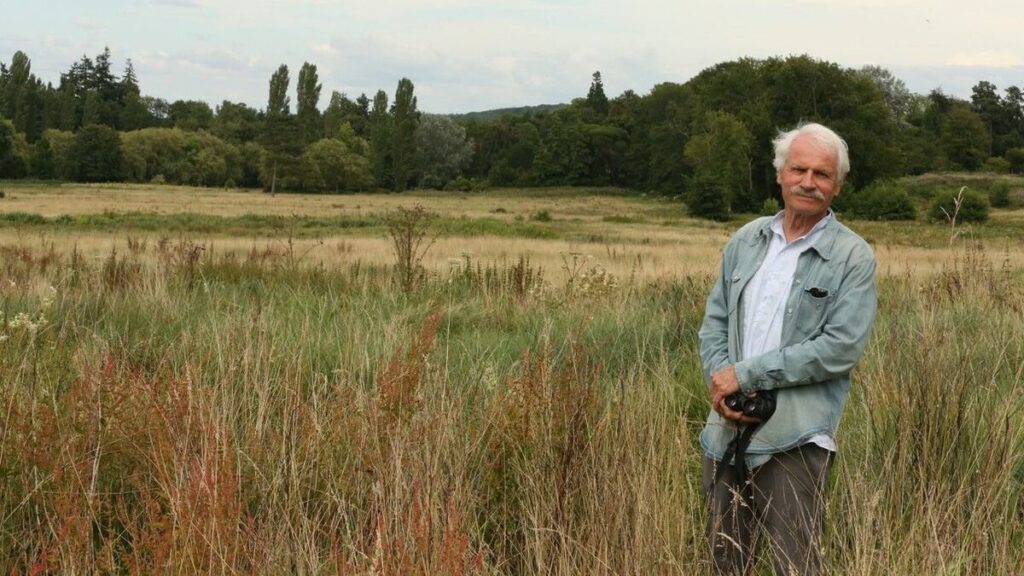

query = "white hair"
[[772, 123, 850, 184]]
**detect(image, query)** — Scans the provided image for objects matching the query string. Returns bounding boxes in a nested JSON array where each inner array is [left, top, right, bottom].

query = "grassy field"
[[1, 182, 1023, 574]]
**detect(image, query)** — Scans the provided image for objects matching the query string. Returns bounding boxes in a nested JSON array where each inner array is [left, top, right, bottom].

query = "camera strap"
[[715, 423, 761, 489]]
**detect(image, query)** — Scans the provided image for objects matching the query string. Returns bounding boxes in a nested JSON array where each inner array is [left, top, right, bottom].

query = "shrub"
[[444, 176, 488, 192], [988, 181, 1011, 208], [685, 176, 730, 221], [847, 181, 917, 221], [759, 197, 780, 216], [1004, 148, 1024, 174], [383, 205, 435, 292], [928, 188, 990, 224], [982, 157, 1011, 174]]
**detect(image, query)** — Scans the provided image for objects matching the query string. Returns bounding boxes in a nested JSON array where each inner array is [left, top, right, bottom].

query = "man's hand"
[[709, 365, 761, 424]]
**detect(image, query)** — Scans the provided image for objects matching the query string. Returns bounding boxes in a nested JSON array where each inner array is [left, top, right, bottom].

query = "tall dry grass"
[[1, 235, 1022, 575]]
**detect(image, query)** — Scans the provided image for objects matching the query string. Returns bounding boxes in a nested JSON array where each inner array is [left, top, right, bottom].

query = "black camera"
[[723, 391, 777, 421]]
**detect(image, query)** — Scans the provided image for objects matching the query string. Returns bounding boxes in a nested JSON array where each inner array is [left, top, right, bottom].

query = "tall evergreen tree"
[[390, 78, 419, 191], [57, 55, 92, 130], [89, 47, 122, 127], [122, 59, 140, 97], [586, 71, 609, 117]]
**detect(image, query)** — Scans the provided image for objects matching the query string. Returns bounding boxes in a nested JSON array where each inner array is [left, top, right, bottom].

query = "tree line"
[[2, 48, 1023, 217]]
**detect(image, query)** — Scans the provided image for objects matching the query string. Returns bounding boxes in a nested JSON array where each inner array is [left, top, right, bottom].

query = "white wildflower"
[[9, 312, 31, 329]]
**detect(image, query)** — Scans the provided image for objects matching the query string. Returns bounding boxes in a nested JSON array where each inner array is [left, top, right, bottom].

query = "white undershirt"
[[741, 212, 835, 453]]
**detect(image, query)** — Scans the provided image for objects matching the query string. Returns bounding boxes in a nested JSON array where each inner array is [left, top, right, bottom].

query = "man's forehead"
[[788, 136, 838, 165]]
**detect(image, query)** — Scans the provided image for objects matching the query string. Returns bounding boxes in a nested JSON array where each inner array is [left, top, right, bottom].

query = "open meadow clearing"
[[2, 183, 1024, 574]]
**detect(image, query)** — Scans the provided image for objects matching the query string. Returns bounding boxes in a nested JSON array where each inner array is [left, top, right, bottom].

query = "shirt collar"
[[768, 209, 833, 244]]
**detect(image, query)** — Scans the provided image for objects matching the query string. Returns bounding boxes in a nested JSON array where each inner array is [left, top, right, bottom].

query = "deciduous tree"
[[296, 62, 322, 143], [390, 78, 419, 190], [72, 123, 122, 182], [684, 110, 753, 215], [414, 114, 473, 188], [368, 89, 392, 189]]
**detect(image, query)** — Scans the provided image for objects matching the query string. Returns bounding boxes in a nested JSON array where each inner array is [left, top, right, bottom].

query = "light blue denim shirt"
[[698, 214, 877, 465]]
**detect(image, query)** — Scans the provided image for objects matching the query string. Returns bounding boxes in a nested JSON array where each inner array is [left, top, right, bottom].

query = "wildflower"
[[9, 312, 31, 330], [41, 286, 57, 309]]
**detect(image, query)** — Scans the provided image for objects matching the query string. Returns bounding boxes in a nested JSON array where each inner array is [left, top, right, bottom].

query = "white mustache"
[[790, 187, 825, 201]]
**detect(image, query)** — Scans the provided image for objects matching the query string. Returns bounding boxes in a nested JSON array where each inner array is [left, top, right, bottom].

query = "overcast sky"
[[5, 0, 1024, 114]]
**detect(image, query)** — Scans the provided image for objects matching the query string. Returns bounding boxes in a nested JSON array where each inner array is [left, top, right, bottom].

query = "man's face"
[[777, 134, 842, 218]]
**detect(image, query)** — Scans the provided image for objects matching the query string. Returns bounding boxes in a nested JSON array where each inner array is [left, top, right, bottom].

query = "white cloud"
[[75, 17, 102, 30], [147, 0, 201, 7], [947, 51, 1023, 68], [311, 43, 338, 57]]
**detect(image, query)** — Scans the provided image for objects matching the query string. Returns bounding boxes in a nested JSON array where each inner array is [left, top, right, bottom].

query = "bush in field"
[[121, 127, 187, 182], [1006, 148, 1024, 174], [928, 188, 990, 223], [185, 130, 242, 187], [300, 138, 374, 193], [685, 175, 730, 221], [236, 141, 265, 188], [988, 181, 1011, 208], [32, 130, 75, 180], [982, 156, 1011, 174], [384, 204, 435, 292], [444, 176, 488, 192], [121, 128, 242, 186], [846, 181, 917, 221]]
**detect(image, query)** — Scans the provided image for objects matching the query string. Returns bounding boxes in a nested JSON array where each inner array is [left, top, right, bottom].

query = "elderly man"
[[698, 123, 877, 575]]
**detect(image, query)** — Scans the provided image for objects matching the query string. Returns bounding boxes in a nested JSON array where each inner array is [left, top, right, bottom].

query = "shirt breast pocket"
[[792, 286, 835, 337]]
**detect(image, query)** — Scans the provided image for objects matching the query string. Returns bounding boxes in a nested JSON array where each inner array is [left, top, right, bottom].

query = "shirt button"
[[787, 308, 792, 314]]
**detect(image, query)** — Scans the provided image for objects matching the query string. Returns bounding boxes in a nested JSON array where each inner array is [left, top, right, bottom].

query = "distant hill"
[[448, 103, 567, 122]]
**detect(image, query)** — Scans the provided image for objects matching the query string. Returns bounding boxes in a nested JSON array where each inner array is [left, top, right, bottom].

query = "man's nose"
[[800, 170, 815, 188]]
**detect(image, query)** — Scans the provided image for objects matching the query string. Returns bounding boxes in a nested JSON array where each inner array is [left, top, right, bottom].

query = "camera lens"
[[724, 393, 745, 412]]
